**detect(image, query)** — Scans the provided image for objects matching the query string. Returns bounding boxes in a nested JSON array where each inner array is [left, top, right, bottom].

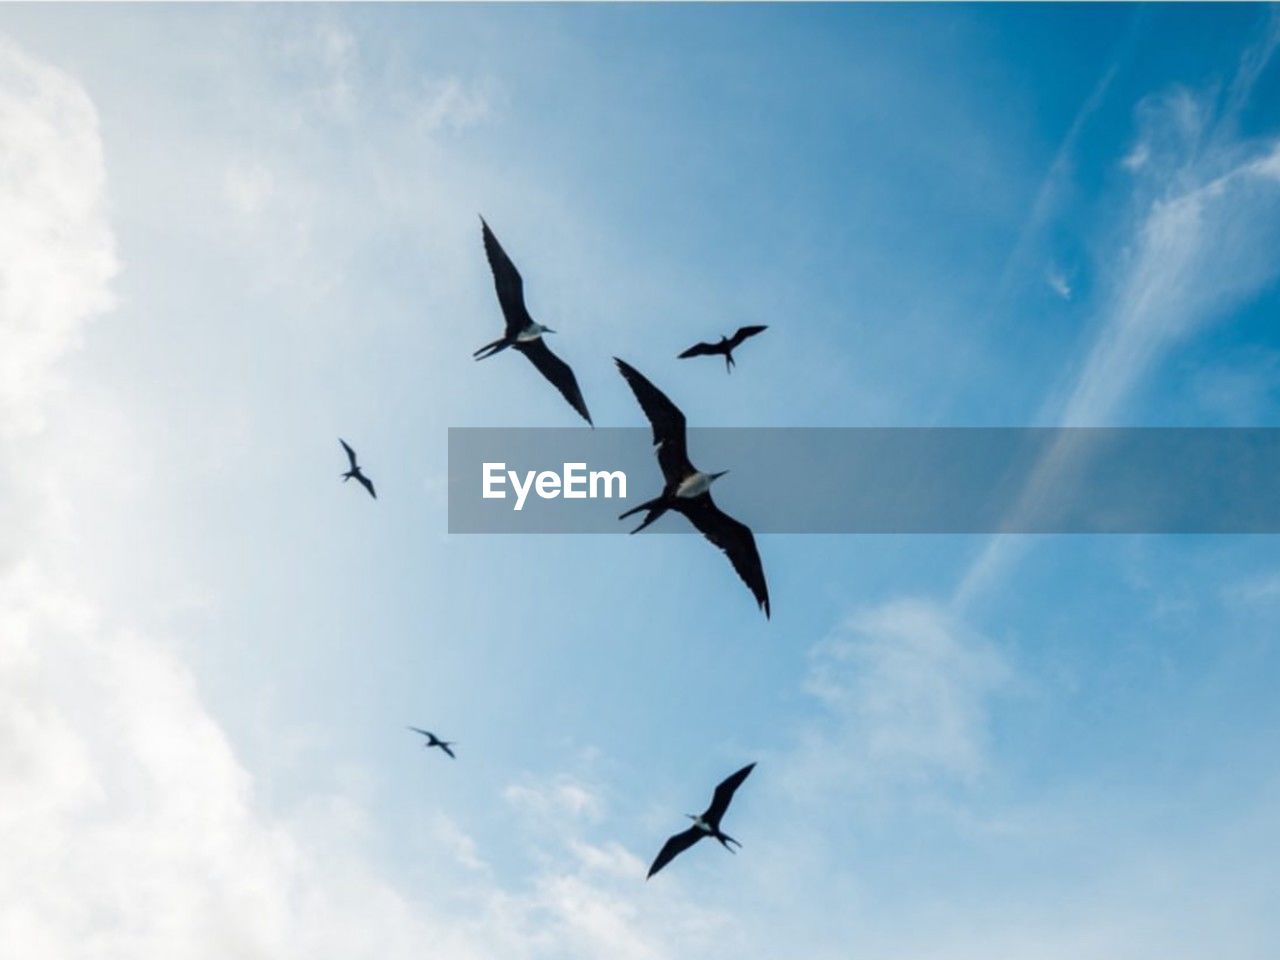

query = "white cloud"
[[223, 157, 276, 219], [504, 774, 605, 823], [957, 52, 1280, 605], [310, 19, 358, 118], [0, 560, 724, 960], [800, 598, 1010, 792], [1222, 568, 1280, 609], [430, 812, 490, 873], [0, 564, 450, 960], [1046, 265, 1072, 300], [566, 838, 647, 879], [0, 36, 117, 438], [279, 18, 492, 133], [1055, 139, 1280, 427], [1121, 140, 1150, 172], [0, 32, 722, 960], [990, 60, 1116, 303], [417, 76, 493, 134]]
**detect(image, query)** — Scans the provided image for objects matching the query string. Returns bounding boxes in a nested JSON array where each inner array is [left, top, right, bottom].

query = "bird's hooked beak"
[[543, 326, 557, 334], [710, 470, 730, 483]]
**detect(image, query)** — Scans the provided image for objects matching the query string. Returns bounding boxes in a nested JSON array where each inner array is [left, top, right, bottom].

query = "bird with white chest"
[[614, 358, 770, 619]]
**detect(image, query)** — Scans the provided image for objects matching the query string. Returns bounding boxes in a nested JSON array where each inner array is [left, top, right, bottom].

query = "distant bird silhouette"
[[678, 325, 768, 373], [615, 359, 770, 618], [647, 762, 756, 879], [473, 217, 593, 426], [407, 726, 456, 759], [339, 439, 376, 499]]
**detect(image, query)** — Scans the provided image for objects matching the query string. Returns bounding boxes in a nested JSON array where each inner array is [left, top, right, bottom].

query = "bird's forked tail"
[[473, 337, 510, 360], [619, 497, 667, 534]]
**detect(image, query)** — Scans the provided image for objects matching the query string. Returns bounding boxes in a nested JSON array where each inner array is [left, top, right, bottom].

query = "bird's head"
[[709, 470, 730, 484], [539, 323, 557, 334]]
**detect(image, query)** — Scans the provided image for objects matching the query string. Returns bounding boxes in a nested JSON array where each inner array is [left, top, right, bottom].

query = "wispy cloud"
[[0, 36, 117, 438], [0, 559, 732, 960], [0, 31, 720, 960], [1046, 265, 1073, 300], [222, 157, 276, 219], [1121, 139, 1150, 172], [957, 28, 1280, 606], [1221, 568, 1280, 609], [504, 774, 606, 824], [796, 598, 1011, 796], [990, 49, 1126, 306], [417, 76, 494, 134], [780, 34, 1280, 946], [307, 19, 359, 118]]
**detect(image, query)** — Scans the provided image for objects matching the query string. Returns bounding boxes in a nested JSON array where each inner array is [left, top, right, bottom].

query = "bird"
[[407, 726, 456, 759], [678, 325, 768, 373], [647, 762, 756, 879], [473, 217, 593, 426], [614, 358, 770, 618], [339, 438, 376, 499]]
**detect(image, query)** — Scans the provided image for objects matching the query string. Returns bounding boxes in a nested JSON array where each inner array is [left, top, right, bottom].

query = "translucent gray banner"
[[447, 428, 1280, 534]]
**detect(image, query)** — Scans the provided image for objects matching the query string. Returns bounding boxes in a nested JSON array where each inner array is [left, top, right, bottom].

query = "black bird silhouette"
[[407, 726, 456, 759], [339, 439, 376, 499], [678, 325, 768, 373], [614, 359, 770, 618], [473, 218, 593, 426], [647, 763, 756, 879]]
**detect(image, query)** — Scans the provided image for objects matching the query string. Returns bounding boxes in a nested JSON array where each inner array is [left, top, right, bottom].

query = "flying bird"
[[407, 726, 456, 759], [678, 325, 768, 373], [339, 438, 376, 499], [647, 762, 756, 880], [473, 217, 593, 426], [614, 359, 770, 618]]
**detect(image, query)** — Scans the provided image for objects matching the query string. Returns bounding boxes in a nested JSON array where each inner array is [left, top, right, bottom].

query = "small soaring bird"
[[407, 727, 456, 759], [473, 217, 593, 426], [615, 359, 770, 618], [647, 763, 756, 879], [678, 325, 768, 373], [339, 439, 376, 499]]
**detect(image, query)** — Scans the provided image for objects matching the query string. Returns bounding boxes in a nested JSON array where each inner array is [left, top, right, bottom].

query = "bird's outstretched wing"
[[340, 438, 359, 470], [439, 743, 456, 759], [727, 325, 768, 349], [614, 358, 694, 483], [678, 341, 721, 359], [481, 217, 533, 338], [676, 496, 770, 618], [515, 338, 593, 425], [408, 727, 433, 739], [647, 826, 704, 880], [354, 472, 377, 499], [705, 762, 756, 826]]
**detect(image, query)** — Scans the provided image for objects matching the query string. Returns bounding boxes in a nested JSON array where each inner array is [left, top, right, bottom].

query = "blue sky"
[[3, 4, 1280, 958]]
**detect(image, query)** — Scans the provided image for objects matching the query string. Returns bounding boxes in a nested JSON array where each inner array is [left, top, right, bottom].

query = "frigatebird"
[[339, 438, 376, 499], [614, 359, 770, 618], [473, 218, 593, 426], [407, 726, 456, 759], [678, 325, 768, 373], [647, 762, 756, 879]]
